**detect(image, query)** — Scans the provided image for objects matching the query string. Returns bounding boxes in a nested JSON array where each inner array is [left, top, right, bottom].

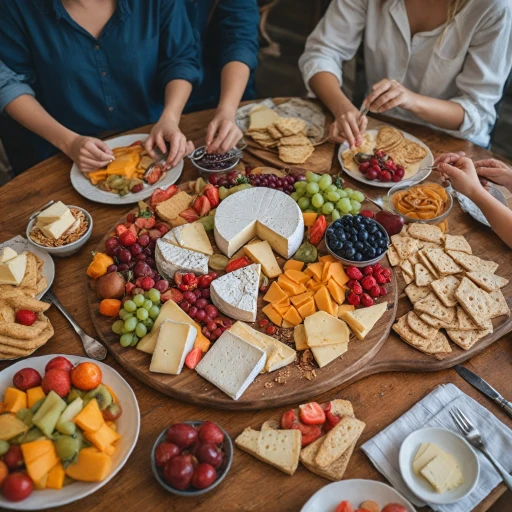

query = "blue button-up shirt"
[[0, 0, 202, 161]]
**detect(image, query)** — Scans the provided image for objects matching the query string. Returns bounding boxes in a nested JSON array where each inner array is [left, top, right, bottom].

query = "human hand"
[[69, 136, 114, 173], [145, 113, 194, 169], [206, 108, 243, 154], [435, 153, 483, 199], [474, 158, 512, 192], [364, 79, 418, 113], [330, 108, 368, 148]]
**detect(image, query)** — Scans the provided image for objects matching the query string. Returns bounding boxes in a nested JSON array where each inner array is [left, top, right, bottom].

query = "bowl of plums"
[[151, 420, 233, 497], [325, 213, 390, 267]]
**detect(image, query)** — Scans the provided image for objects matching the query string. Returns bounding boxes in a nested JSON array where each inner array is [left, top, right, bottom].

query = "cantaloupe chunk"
[[74, 399, 105, 433], [4, 387, 27, 413], [263, 282, 288, 304], [338, 304, 355, 317], [329, 262, 350, 286], [272, 302, 291, 317], [314, 287, 337, 316], [21, 440, 54, 464], [104, 444, 117, 456], [0, 402, 5, 414], [284, 269, 310, 285], [302, 212, 318, 227], [65, 447, 112, 482], [277, 275, 306, 296], [84, 423, 121, 453], [25, 447, 59, 484], [34, 473, 48, 490], [319, 255, 337, 264], [297, 299, 316, 319], [283, 259, 304, 272], [46, 463, 65, 490], [307, 280, 324, 292], [283, 306, 302, 326], [290, 291, 314, 308], [262, 303, 282, 326], [327, 279, 346, 305], [27, 387, 46, 409], [304, 262, 323, 282], [321, 262, 332, 283], [193, 335, 211, 353]]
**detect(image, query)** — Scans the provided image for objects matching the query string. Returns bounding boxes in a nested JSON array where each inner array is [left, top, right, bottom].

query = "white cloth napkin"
[[361, 383, 512, 512]]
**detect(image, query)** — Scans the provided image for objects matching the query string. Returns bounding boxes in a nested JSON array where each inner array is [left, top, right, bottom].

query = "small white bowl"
[[399, 427, 479, 505], [26, 205, 93, 257]]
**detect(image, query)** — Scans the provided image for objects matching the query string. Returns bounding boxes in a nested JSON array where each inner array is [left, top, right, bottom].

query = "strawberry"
[[115, 224, 128, 237], [363, 265, 374, 275], [125, 282, 136, 295], [150, 185, 178, 207], [309, 215, 327, 246], [360, 209, 374, 219], [346, 279, 358, 290], [281, 409, 297, 429], [145, 165, 164, 185], [291, 422, 322, 447], [361, 293, 374, 307], [174, 272, 184, 285], [319, 401, 332, 413], [375, 272, 387, 284], [347, 291, 361, 306], [299, 402, 326, 425], [15, 310, 36, 326], [346, 266, 363, 280], [225, 256, 251, 273], [323, 411, 342, 432], [369, 285, 381, 298], [352, 283, 363, 295], [203, 184, 220, 208], [126, 213, 136, 223], [128, 223, 139, 237], [180, 208, 200, 223], [162, 288, 183, 303], [185, 347, 204, 370], [361, 275, 377, 291], [145, 217, 156, 228], [192, 196, 211, 217], [135, 217, 148, 229], [379, 286, 387, 296]]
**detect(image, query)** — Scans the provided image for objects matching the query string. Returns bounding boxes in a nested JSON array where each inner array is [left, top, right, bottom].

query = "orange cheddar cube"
[[319, 255, 337, 264], [304, 262, 323, 282], [284, 269, 310, 285], [329, 262, 350, 287], [262, 303, 283, 327], [273, 302, 291, 317], [27, 387, 46, 409], [283, 306, 302, 327], [338, 304, 355, 317], [314, 286, 337, 316], [297, 299, 316, 319], [263, 282, 288, 304], [327, 279, 346, 305], [283, 259, 304, 272], [4, 387, 27, 413], [302, 212, 318, 227], [321, 262, 332, 283], [278, 275, 307, 296], [290, 291, 314, 308]]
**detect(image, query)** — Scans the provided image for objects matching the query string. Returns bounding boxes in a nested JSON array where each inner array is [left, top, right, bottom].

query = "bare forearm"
[[5, 95, 77, 155], [217, 61, 250, 115], [410, 94, 465, 131], [161, 79, 193, 122], [309, 72, 355, 117]]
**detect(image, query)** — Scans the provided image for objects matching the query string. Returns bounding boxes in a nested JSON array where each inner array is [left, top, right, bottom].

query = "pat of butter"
[[37, 201, 69, 225], [40, 209, 75, 240], [0, 252, 27, 285], [0, 247, 17, 263]]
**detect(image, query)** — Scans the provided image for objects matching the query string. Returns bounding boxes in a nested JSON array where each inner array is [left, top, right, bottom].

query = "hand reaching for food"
[[70, 136, 115, 173], [206, 109, 243, 155], [330, 108, 368, 148], [474, 158, 512, 192], [364, 79, 418, 114], [435, 153, 484, 199]]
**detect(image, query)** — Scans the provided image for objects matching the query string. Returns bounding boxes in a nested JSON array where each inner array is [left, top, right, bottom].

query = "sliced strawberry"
[[203, 184, 220, 208], [135, 217, 148, 229], [320, 401, 332, 413], [281, 409, 297, 430], [145, 165, 164, 185], [115, 224, 128, 237], [185, 347, 204, 369], [299, 402, 326, 425], [180, 208, 200, 223], [291, 422, 322, 447], [128, 223, 139, 237], [150, 185, 178, 207], [146, 217, 156, 229], [192, 196, 211, 217], [323, 411, 342, 433], [174, 272, 184, 285], [308, 215, 327, 246]]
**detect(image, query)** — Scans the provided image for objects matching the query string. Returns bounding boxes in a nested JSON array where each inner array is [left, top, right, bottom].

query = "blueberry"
[[368, 225, 378, 234], [354, 241, 364, 251], [334, 228, 344, 238], [368, 235, 375, 243], [351, 227, 359, 236], [374, 231, 382, 239], [330, 239, 342, 250], [367, 247, 376, 258], [327, 227, 335, 236], [343, 241, 353, 250], [345, 247, 355, 258], [375, 247, 383, 256], [358, 230, 368, 241], [378, 238, 388, 248], [353, 252, 363, 261]]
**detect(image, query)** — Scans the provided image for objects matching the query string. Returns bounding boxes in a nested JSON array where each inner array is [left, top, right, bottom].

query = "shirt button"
[[108, 106, 114, 112], [101, 71, 107, 77], [94, 45, 100, 50]]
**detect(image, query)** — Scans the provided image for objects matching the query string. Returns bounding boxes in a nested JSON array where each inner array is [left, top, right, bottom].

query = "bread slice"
[[466, 271, 509, 293]]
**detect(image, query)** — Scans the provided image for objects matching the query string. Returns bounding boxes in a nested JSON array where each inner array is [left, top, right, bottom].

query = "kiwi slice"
[[84, 384, 112, 410], [67, 388, 85, 403]]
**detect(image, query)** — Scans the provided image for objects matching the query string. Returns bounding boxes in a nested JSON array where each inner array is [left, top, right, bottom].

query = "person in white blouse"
[[299, 0, 512, 149]]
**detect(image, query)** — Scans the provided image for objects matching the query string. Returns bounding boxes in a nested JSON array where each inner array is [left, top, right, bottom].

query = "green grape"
[[143, 317, 154, 329], [124, 300, 137, 313], [343, 188, 354, 198], [290, 192, 300, 202], [149, 305, 161, 319], [337, 189, 348, 198], [135, 322, 147, 338], [136, 308, 149, 321], [148, 288, 161, 303], [322, 202, 334, 214], [118, 309, 133, 321], [124, 317, 138, 332], [120, 333, 133, 347], [306, 182, 319, 195], [130, 335, 139, 347], [352, 190, 365, 203], [326, 184, 338, 193], [311, 193, 324, 208], [294, 181, 307, 192], [327, 191, 340, 202], [132, 294, 145, 307], [298, 197, 310, 210], [331, 209, 341, 221], [111, 320, 124, 335], [143, 299, 153, 310], [218, 186, 229, 200], [306, 171, 320, 183], [318, 174, 332, 191], [350, 200, 362, 212], [337, 198, 352, 214]]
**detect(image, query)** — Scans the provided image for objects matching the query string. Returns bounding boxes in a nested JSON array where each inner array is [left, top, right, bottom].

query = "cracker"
[[446, 251, 499, 273], [376, 127, 403, 151], [488, 290, 510, 318], [425, 248, 462, 275], [267, 124, 283, 139], [400, 260, 414, 278], [405, 283, 431, 304], [408, 223, 444, 244], [414, 292, 456, 322], [444, 235, 472, 254], [400, 225, 409, 236], [278, 145, 314, 164], [409, 253, 420, 266], [430, 275, 460, 308], [456, 306, 481, 330], [455, 277, 493, 326], [279, 134, 312, 147], [4, 296, 50, 313], [393, 315, 452, 354], [402, 140, 428, 164], [415, 263, 435, 287], [401, 270, 413, 285], [274, 117, 307, 137], [0, 320, 48, 340], [391, 235, 421, 260], [419, 313, 459, 330], [418, 250, 439, 278], [407, 311, 438, 340], [387, 246, 401, 267], [446, 328, 491, 350], [466, 271, 509, 293]]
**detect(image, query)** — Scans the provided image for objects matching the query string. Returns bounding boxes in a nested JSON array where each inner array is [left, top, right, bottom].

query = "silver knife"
[[455, 364, 512, 418]]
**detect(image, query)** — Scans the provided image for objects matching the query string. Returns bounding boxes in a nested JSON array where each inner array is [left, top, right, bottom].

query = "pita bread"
[[444, 235, 472, 254], [466, 271, 509, 293]]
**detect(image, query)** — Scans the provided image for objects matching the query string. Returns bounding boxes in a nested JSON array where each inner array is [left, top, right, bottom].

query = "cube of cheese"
[[36, 201, 69, 225], [40, 209, 75, 239]]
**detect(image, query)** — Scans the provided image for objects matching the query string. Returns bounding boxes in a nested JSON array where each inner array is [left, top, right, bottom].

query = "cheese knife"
[[454, 364, 512, 418]]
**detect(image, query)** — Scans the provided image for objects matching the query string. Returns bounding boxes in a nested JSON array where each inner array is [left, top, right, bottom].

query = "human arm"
[[474, 159, 512, 192]]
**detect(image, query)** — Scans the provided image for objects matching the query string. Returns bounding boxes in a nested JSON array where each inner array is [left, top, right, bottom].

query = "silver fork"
[[450, 407, 512, 490], [44, 290, 107, 361]]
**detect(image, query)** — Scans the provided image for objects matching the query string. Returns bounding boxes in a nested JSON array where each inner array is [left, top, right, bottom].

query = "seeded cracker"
[[407, 311, 438, 340], [414, 292, 456, 323], [456, 306, 491, 330], [425, 248, 462, 275], [400, 260, 414, 278], [391, 235, 421, 260], [408, 223, 444, 244], [444, 235, 472, 254], [446, 328, 491, 350], [405, 283, 431, 304], [455, 277, 493, 327], [430, 275, 460, 308], [393, 315, 451, 355], [446, 250, 499, 273], [401, 270, 413, 285], [418, 250, 439, 278], [488, 290, 510, 318], [274, 117, 307, 137], [466, 271, 509, 292], [414, 263, 435, 287], [387, 246, 401, 267], [420, 313, 459, 330], [278, 134, 312, 147]]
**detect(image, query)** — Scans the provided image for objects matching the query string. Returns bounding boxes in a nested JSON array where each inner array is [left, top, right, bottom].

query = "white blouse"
[[299, 0, 512, 147]]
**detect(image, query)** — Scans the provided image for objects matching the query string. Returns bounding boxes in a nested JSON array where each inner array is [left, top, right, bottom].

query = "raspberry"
[[380, 286, 387, 296], [375, 272, 387, 284], [347, 292, 361, 306], [363, 265, 374, 275], [369, 285, 381, 298], [373, 263, 383, 273], [381, 268, 391, 279], [346, 279, 359, 290], [361, 293, 374, 307], [346, 266, 363, 280], [352, 284, 363, 295], [361, 275, 377, 291]]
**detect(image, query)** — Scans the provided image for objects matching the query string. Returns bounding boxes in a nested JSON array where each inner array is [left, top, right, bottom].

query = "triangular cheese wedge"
[[341, 302, 388, 340], [164, 222, 213, 255]]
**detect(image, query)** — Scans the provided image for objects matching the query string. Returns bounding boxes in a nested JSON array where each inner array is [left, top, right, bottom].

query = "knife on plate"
[[454, 364, 512, 418]]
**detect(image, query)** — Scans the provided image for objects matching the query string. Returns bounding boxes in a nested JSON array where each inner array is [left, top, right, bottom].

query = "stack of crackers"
[[0, 251, 53, 359], [375, 126, 427, 168], [388, 224, 510, 357], [245, 105, 315, 164]]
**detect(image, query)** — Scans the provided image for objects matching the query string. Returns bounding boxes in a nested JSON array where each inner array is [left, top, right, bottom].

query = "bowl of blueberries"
[[189, 145, 243, 177], [325, 214, 390, 267]]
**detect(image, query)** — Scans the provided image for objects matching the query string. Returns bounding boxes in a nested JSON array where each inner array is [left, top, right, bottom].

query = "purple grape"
[[143, 248, 152, 257], [146, 257, 156, 268], [277, 187, 284, 192], [286, 185, 294, 193], [268, 182, 276, 189], [127, 260, 136, 270], [134, 262, 151, 277], [118, 263, 129, 272], [296, 174, 306, 181], [107, 264, 118, 273], [135, 254, 147, 262]]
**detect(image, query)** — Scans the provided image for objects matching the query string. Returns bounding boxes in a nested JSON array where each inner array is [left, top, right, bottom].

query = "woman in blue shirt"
[[0, 0, 202, 172]]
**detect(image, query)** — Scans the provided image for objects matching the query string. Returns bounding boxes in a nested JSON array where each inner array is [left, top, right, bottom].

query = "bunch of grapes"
[[292, 171, 365, 220]]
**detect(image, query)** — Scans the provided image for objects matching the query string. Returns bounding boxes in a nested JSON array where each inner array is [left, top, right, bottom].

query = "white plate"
[[338, 128, 434, 188], [399, 427, 479, 505], [0, 235, 54, 299], [0, 354, 140, 510], [70, 134, 183, 205], [301, 479, 416, 512]]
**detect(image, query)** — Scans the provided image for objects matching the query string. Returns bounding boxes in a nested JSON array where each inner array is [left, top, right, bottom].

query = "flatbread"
[[444, 235, 472, 254], [430, 275, 460, 308], [415, 263, 435, 287], [466, 271, 508, 293], [446, 251, 499, 273], [455, 277, 493, 327], [402, 140, 428, 164], [407, 311, 438, 340], [408, 223, 444, 244], [376, 126, 403, 151], [425, 249, 463, 275], [414, 292, 456, 323], [405, 283, 431, 304]]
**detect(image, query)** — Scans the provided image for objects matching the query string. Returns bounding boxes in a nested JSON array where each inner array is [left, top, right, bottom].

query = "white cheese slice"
[[0, 252, 27, 285], [36, 201, 69, 225], [0, 247, 17, 263], [164, 222, 213, 255], [214, 188, 304, 259], [340, 302, 388, 340], [420, 453, 463, 493], [311, 342, 348, 368], [195, 330, 266, 400], [244, 240, 282, 278], [304, 311, 350, 347], [149, 320, 196, 375], [155, 239, 209, 280], [413, 443, 444, 474], [293, 324, 309, 351], [210, 264, 261, 322], [40, 209, 75, 239]]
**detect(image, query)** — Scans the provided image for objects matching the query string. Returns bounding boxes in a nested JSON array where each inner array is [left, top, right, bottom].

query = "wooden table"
[[1, 104, 511, 512]]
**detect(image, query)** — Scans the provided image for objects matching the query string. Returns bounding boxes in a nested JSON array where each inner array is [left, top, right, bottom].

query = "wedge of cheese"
[[163, 222, 213, 255], [0, 247, 17, 263], [311, 342, 348, 368], [40, 209, 75, 239], [340, 302, 388, 340], [36, 201, 69, 225], [244, 240, 282, 278], [304, 311, 350, 347], [0, 252, 27, 285]]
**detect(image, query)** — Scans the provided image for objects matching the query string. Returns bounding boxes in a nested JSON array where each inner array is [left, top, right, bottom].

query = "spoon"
[[188, 142, 247, 162]]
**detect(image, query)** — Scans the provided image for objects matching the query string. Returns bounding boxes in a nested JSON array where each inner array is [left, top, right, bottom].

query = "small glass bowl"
[[189, 146, 242, 179]]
